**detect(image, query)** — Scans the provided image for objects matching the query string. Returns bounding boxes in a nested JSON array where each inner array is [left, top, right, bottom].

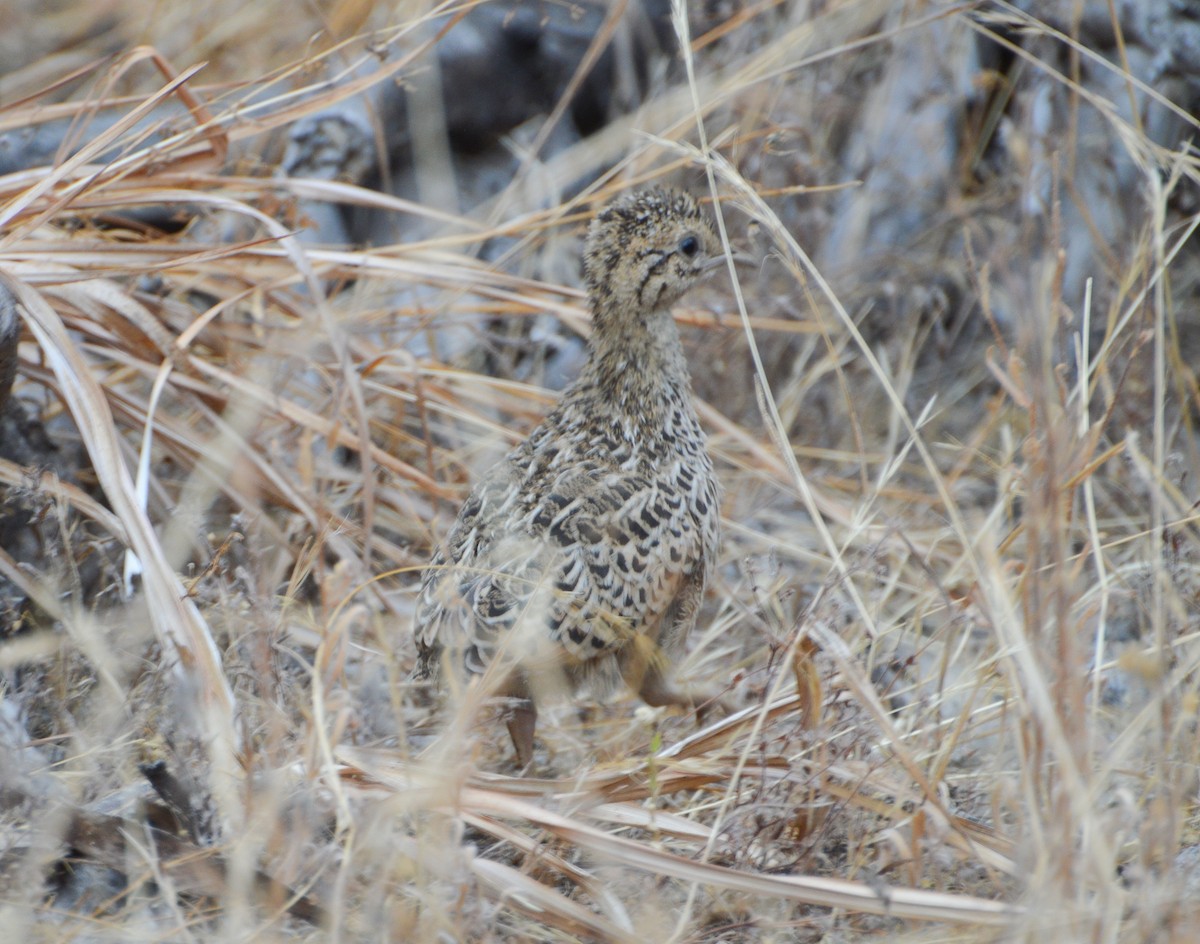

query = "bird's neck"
[[583, 305, 693, 410]]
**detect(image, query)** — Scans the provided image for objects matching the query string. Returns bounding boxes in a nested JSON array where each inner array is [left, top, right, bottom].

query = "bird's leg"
[[622, 637, 698, 712], [636, 665, 728, 727], [505, 698, 537, 769], [635, 664, 694, 710]]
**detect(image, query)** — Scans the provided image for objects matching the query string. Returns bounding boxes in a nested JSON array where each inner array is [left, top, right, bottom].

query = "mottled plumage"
[[414, 187, 725, 765]]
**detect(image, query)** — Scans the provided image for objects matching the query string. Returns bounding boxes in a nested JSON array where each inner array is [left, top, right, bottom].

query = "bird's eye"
[[678, 235, 700, 258]]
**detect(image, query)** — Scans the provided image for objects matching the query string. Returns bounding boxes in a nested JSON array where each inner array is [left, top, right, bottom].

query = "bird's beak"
[[701, 250, 757, 273]]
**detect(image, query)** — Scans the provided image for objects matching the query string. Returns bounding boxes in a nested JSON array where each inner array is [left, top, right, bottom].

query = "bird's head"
[[583, 187, 725, 318]]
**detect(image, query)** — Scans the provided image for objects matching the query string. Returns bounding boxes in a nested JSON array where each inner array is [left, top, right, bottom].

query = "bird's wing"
[[525, 461, 711, 662], [413, 456, 716, 674], [413, 461, 533, 676]]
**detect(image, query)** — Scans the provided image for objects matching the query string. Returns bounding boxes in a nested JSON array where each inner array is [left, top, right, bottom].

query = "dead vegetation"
[[1, 0, 1199, 941]]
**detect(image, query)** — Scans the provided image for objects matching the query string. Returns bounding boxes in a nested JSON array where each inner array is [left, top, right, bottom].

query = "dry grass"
[[1, 0, 1199, 941]]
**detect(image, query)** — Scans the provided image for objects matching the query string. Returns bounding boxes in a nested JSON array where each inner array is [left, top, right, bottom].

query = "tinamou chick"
[[414, 187, 727, 766]]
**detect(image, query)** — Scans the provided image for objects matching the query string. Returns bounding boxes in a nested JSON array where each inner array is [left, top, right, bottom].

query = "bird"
[[413, 187, 728, 767]]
